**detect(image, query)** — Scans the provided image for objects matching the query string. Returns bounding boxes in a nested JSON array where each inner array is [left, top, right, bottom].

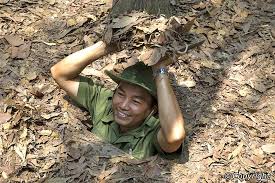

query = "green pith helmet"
[[104, 62, 157, 98]]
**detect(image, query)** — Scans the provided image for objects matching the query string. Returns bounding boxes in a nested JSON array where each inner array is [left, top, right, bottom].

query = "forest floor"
[[0, 0, 274, 182]]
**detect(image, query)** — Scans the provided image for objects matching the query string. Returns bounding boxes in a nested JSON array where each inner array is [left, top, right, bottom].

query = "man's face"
[[112, 81, 154, 132]]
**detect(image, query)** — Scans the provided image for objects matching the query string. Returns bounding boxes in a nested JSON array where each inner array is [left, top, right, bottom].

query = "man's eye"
[[118, 92, 124, 96], [133, 100, 141, 105]]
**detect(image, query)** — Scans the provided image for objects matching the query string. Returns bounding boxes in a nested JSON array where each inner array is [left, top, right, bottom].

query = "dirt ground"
[[0, 0, 274, 182]]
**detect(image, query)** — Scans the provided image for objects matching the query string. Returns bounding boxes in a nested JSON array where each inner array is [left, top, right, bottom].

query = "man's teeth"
[[118, 112, 128, 117]]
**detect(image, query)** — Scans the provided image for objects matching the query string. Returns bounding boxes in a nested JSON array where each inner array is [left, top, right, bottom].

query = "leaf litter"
[[0, 0, 274, 182]]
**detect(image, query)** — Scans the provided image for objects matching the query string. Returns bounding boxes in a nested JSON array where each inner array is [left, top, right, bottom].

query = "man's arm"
[[152, 63, 186, 153], [50, 41, 108, 97]]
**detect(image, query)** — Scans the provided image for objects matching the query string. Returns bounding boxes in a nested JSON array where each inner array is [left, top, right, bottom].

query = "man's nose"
[[120, 99, 130, 111]]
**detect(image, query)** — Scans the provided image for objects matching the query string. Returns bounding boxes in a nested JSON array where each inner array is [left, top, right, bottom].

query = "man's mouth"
[[116, 111, 130, 119]]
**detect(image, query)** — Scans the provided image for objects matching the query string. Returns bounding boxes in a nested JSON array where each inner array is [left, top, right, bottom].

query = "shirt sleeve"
[[152, 126, 183, 160], [72, 76, 113, 124]]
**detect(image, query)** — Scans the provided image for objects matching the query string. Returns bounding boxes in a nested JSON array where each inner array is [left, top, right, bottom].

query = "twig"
[[32, 40, 57, 46]]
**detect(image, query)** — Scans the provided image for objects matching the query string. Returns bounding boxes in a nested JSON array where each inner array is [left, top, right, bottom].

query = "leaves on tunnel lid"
[[105, 11, 203, 66], [139, 47, 167, 66]]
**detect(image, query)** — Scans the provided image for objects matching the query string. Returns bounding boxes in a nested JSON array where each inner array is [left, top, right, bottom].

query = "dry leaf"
[[81, 67, 107, 78], [32, 84, 55, 97], [11, 42, 31, 59], [228, 141, 244, 160], [19, 127, 28, 139], [109, 156, 127, 164], [98, 166, 118, 181], [4, 35, 24, 46], [211, 0, 222, 6], [239, 86, 251, 97], [41, 112, 61, 119], [0, 53, 10, 68], [30, 88, 44, 98], [3, 122, 12, 130], [47, 0, 56, 5], [193, 2, 207, 9], [68, 146, 81, 159], [144, 164, 162, 178], [112, 16, 138, 29], [242, 20, 251, 34], [201, 60, 222, 69], [67, 18, 77, 27], [0, 112, 12, 124], [261, 144, 275, 154], [139, 47, 167, 66], [40, 130, 52, 136], [42, 159, 56, 170], [170, 0, 176, 6], [26, 71, 37, 81], [181, 18, 196, 33], [2, 171, 8, 179], [44, 177, 70, 183], [103, 26, 112, 44], [178, 79, 196, 88], [51, 132, 59, 138], [5, 111, 22, 129], [14, 144, 27, 162], [251, 154, 264, 165], [240, 157, 257, 168], [83, 34, 96, 46]]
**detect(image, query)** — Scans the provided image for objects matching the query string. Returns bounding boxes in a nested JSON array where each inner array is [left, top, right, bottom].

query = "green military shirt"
[[74, 76, 181, 159], [73, 76, 168, 159]]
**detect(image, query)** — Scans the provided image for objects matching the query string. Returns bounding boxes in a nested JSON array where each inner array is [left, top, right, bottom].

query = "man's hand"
[[151, 57, 173, 71]]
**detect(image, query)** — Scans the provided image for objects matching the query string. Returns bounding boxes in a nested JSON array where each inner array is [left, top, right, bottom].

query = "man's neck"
[[119, 124, 141, 134]]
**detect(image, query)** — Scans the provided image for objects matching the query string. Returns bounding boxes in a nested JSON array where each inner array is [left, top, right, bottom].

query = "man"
[[51, 41, 185, 159]]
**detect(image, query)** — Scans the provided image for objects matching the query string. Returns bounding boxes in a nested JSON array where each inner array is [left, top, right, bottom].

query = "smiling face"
[[112, 81, 155, 133]]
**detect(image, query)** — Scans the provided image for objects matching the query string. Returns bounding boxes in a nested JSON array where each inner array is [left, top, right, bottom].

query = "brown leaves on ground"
[[0, 0, 274, 182]]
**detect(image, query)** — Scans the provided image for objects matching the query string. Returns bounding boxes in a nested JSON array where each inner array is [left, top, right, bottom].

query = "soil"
[[0, 0, 274, 182]]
